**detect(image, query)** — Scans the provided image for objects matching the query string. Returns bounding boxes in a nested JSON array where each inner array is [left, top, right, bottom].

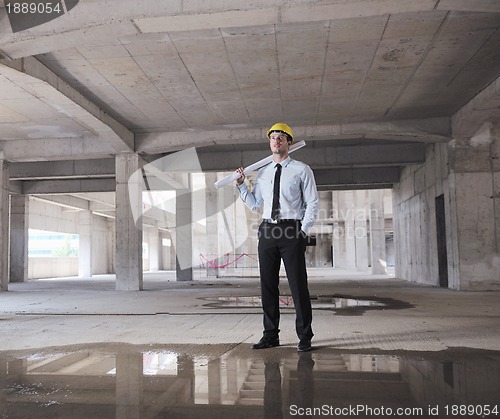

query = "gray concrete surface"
[[1, 270, 498, 354]]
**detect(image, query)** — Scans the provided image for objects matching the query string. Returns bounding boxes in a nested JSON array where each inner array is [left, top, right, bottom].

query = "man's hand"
[[235, 167, 245, 185]]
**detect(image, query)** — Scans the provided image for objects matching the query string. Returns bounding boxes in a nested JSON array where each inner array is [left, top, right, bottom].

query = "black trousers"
[[258, 221, 313, 341]]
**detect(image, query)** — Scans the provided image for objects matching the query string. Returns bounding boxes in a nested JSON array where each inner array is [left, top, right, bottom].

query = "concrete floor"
[[0, 270, 499, 418]]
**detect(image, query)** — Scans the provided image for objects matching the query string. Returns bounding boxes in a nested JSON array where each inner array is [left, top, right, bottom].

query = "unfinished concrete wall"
[[0, 160, 9, 291], [92, 216, 113, 275], [28, 257, 79, 279], [393, 143, 446, 287], [393, 123, 500, 290]]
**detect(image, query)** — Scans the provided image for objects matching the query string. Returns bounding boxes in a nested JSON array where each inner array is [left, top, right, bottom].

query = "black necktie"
[[271, 163, 282, 220]]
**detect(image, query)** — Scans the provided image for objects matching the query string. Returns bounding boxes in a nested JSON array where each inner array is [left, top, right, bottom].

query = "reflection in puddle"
[[203, 296, 387, 311], [1, 346, 499, 418]]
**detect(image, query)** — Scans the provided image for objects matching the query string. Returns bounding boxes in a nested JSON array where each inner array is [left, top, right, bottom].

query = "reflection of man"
[[296, 353, 315, 410], [263, 361, 283, 419], [235, 123, 319, 352], [263, 354, 315, 419]]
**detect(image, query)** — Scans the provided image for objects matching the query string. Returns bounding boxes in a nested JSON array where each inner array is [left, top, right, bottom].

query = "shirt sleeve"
[[300, 165, 319, 234], [236, 173, 264, 212]]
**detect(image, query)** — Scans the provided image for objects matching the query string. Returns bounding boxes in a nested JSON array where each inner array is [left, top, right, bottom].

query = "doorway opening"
[[435, 195, 448, 288]]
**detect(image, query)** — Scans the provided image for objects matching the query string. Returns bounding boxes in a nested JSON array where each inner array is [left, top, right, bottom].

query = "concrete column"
[[331, 192, 344, 268], [447, 123, 500, 289], [332, 222, 342, 268], [344, 191, 356, 270], [116, 353, 143, 419], [148, 227, 161, 271], [176, 187, 193, 281], [494, 123, 500, 262], [177, 355, 195, 403], [225, 357, 238, 402], [78, 210, 93, 278], [205, 173, 219, 277], [0, 356, 6, 414], [108, 219, 116, 273], [162, 231, 175, 270], [0, 160, 9, 291], [219, 174, 242, 272], [10, 195, 29, 283], [369, 190, 387, 274], [354, 190, 369, 271], [115, 153, 143, 291], [208, 358, 221, 404], [313, 191, 332, 267]]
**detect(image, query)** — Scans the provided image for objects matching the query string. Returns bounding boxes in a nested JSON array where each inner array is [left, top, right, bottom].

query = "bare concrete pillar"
[[78, 210, 93, 278], [115, 153, 143, 291], [332, 221, 343, 268], [162, 231, 175, 270], [177, 355, 195, 403], [220, 175, 244, 272], [0, 356, 6, 414], [10, 195, 29, 283], [205, 173, 219, 277], [354, 190, 369, 271], [108, 219, 116, 273], [176, 188, 193, 281], [148, 227, 161, 271], [331, 192, 344, 268], [225, 357, 238, 402], [447, 123, 500, 289], [0, 160, 9, 291], [314, 191, 332, 267], [494, 123, 500, 260], [344, 191, 356, 270], [116, 353, 143, 418], [208, 358, 221, 404], [369, 190, 387, 274]]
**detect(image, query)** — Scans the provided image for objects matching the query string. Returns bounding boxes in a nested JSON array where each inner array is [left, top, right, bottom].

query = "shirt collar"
[[273, 156, 292, 167]]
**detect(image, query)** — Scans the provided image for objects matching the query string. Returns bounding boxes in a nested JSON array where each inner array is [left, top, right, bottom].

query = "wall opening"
[[28, 229, 79, 257], [28, 229, 79, 279], [435, 195, 448, 288]]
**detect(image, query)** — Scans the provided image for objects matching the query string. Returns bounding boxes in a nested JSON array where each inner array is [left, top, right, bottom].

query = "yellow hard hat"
[[267, 122, 293, 143]]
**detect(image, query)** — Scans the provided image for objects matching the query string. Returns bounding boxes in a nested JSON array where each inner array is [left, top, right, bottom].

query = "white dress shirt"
[[237, 156, 319, 234]]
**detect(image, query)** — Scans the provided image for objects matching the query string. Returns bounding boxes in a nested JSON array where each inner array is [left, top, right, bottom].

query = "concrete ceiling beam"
[[71, 192, 115, 208], [8, 180, 22, 194], [197, 142, 426, 171], [10, 158, 115, 180], [313, 167, 400, 187], [22, 178, 116, 194], [436, 0, 500, 13], [132, 1, 500, 34], [31, 194, 91, 211], [136, 118, 450, 154], [3, 1, 497, 59], [1, 136, 116, 162], [0, 57, 134, 154]]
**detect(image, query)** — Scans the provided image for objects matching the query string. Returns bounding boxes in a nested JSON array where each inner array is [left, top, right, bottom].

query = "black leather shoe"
[[251, 337, 280, 349], [297, 339, 312, 352]]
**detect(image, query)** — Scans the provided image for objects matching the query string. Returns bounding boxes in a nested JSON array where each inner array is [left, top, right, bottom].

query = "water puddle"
[[1, 345, 498, 418], [202, 295, 412, 315]]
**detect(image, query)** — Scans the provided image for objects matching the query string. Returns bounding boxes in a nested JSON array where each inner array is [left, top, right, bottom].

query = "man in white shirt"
[[235, 123, 319, 352]]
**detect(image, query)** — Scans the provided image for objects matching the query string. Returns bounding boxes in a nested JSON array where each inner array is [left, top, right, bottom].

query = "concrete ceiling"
[[1, 0, 500, 202]]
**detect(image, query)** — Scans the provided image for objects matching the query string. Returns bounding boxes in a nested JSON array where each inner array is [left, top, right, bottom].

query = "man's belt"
[[263, 219, 301, 224]]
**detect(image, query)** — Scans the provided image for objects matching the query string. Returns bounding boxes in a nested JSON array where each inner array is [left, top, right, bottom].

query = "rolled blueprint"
[[213, 140, 306, 189]]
